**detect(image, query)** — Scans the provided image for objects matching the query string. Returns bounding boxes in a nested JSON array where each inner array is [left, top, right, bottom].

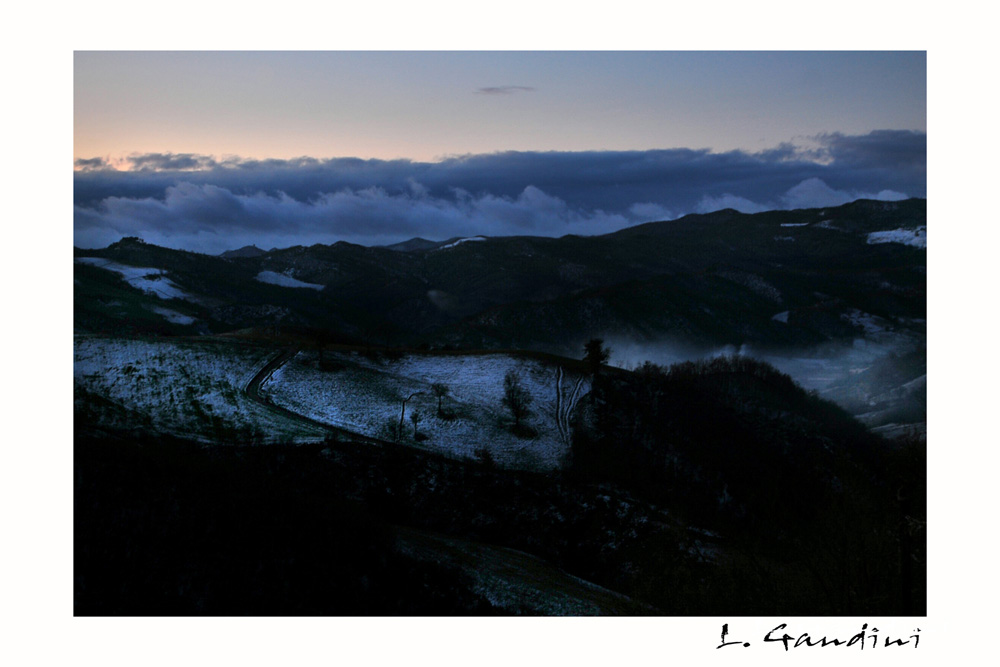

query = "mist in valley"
[[603, 331, 926, 437]]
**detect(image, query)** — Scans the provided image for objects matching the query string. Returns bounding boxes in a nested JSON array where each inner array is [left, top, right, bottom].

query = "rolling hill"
[[74, 198, 926, 352]]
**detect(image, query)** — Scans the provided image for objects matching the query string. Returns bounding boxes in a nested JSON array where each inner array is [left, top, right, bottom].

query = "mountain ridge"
[[74, 198, 926, 359]]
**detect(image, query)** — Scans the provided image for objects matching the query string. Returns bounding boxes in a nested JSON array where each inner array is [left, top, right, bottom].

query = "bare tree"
[[431, 382, 450, 416], [502, 369, 532, 429]]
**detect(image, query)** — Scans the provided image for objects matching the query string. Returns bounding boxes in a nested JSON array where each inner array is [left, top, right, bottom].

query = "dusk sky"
[[74, 51, 926, 253]]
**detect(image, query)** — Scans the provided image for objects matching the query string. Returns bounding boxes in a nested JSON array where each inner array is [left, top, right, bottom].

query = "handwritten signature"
[[717, 623, 921, 650]]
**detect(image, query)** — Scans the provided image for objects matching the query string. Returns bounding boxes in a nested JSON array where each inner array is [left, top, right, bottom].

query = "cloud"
[[127, 153, 220, 171], [74, 152, 227, 175], [73, 130, 925, 252], [697, 177, 915, 215], [817, 130, 926, 171], [475, 86, 535, 95], [628, 202, 675, 221], [74, 157, 107, 171], [780, 178, 857, 209], [695, 194, 771, 215], [74, 182, 633, 254]]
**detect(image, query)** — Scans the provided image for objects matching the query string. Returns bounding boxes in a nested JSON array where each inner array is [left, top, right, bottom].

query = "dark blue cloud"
[[74, 130, 926, 253], [127, 152, 220, 171], [819, 130, 926, 170], [74, 157, 107, 171]]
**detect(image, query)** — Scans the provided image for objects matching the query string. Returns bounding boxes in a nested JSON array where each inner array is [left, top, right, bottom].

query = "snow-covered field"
[[75, 257, 193, 300], [867, 227, 927, 248], [261, 351, 590, 470], [74, 337, 590, 465], [151, 307, 197, 325], [74, 336, 324, 442]]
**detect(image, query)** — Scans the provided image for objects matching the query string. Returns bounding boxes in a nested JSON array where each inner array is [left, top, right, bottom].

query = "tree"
[[430, 382, 450, 416], [583, 338, 611, 375], [502, 369, 532, 429], [409, 410, 422, 438]]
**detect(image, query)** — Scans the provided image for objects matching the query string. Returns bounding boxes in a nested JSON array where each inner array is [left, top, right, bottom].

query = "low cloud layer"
[[695, 177, 910, 215], [74, 130, 925, 254], [74, 183, 633, 255]]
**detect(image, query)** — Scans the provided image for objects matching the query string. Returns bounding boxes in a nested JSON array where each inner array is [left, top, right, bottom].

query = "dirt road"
[[243, 346, 390, 446]]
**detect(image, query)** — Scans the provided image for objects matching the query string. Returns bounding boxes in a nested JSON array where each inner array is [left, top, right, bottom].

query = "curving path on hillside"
[[243, 346, 390, 447]]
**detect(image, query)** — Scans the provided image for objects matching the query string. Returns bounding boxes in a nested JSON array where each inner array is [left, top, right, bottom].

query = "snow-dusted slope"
[[151, 307, 197, 325], [867, 226, 926, 248], [74, 336, 324, 442], [75, 257, 193, 300], [261, 351, 590, 470]]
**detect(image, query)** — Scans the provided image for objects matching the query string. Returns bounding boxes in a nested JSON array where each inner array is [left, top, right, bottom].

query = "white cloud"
[[628, 202, 674, 221], [780, 178, 913, 209], [74, 182, 636, 254], [874, 189, 910, 201], [693, 178, 915, 218], [695, 194, 771, 214], [780, 177, 855, 209]]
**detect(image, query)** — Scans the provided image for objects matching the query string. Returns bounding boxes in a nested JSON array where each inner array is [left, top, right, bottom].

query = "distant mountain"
[[220, 245, 266, 259]]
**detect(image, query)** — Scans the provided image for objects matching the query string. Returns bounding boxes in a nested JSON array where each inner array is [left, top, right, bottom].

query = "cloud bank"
[[74, 130, 925, 254]]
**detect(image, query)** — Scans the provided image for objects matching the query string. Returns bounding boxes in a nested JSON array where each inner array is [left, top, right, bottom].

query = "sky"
[[74, 51, 926, 253]]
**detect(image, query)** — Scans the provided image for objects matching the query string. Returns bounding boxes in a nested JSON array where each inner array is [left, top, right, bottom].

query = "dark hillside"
[[75, 432, 502, 615], [569, 356, 924, 614], [75, 352, 924, 615], [74, 199, 926, 352]]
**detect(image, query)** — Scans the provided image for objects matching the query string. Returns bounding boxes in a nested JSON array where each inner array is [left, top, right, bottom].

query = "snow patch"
[[151, 307, 197, 325], [438, 236, 487, 250], [255, 270, 325, 290], [780, 222, 811, 227], [75, 257, 192, 300], [772, 311, 789, 324], [867, 226, 926, 249]]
